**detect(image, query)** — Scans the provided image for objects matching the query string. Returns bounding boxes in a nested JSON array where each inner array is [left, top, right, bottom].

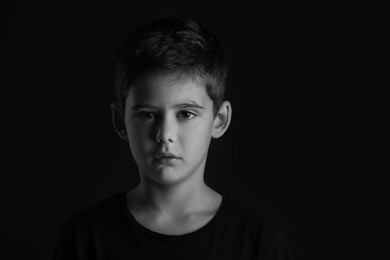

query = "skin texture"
[[111, 72, 231, 235]]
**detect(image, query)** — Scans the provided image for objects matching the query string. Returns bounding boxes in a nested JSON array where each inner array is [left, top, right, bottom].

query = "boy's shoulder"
[[223, 196, 285, 236], [224, 196, 273, 223], [223, 196, 294, 258], [60, 192, 125, 233]]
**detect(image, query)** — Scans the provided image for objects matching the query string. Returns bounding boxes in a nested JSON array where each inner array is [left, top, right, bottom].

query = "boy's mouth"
[[153, 152, 181, 164], [154, 152, 180, 160]]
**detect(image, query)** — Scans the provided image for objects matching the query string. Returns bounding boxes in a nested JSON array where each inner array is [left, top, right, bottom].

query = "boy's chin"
[[146, 168, 192, 186]]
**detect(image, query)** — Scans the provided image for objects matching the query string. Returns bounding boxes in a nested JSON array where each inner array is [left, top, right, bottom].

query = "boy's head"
[[111, 17, 231, 186], [113, 17, 228, 121]]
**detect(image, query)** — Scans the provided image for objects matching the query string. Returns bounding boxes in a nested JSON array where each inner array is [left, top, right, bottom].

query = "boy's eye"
[[135, 111, 157, 120], [177, 111, 195, 119]]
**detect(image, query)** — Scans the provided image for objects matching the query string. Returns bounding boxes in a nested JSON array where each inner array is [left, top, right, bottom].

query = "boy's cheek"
[[127, 125, 153, 137]]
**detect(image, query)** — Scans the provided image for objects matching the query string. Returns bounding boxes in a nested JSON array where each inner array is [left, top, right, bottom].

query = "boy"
[[53, 17, 294, 259]]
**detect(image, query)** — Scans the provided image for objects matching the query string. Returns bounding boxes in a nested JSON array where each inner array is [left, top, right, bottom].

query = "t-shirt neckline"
[[120, 191, 227, 241]]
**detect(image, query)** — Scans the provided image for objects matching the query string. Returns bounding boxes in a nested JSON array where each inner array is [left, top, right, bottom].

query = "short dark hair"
[[113, 17, 228, 119]]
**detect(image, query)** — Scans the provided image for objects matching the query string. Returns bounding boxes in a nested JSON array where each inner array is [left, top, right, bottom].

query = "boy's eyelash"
[[134, 111, 157, 119], [134, 111, 198, 120], [177, 110, 198, 118]]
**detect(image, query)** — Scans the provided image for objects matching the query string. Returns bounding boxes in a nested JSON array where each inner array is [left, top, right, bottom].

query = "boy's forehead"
[[126, 72, 210, 106], [142, 71, 204, 90]]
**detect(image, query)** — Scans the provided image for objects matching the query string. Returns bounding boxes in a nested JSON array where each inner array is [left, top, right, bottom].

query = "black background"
[[1, 1, 374, 259]]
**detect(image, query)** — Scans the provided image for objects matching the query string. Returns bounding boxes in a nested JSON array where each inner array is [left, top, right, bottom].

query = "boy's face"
[[123, 72, 219, 186]]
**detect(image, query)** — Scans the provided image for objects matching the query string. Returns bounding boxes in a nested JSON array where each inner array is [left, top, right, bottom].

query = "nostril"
[[156, 135, 174, 144]]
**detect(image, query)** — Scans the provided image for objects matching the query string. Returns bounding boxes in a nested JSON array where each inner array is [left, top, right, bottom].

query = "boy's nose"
[[155, 116, 177, 144]]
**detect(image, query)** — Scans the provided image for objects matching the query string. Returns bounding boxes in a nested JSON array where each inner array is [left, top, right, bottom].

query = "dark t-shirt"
[[53, 192, 294, 260]]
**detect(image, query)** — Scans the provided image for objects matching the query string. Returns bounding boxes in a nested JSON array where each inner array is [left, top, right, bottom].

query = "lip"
[[154, 152, 180, 160], [153, 152, 181, 165]]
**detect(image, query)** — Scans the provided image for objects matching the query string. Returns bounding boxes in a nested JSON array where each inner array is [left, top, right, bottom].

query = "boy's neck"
[[127, 178, 220, 216]]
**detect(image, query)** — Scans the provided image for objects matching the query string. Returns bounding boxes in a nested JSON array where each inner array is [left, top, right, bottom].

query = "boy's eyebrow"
[[131, 102, 205, 110], [131, 104, 156, 110], [173, 102, 205, 110]]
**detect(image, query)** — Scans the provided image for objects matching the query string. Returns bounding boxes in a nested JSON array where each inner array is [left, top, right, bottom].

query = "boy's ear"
[[111, 103, 128, 141], [212, 101, 232, 139]]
